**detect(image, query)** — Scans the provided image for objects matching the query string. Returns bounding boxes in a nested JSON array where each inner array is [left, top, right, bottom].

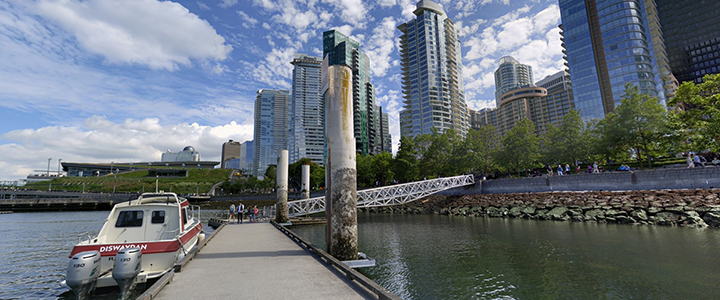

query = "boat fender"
[[112, 248, 142, 300], [198, 232, 206, 242], [65, 250, 101, 300]]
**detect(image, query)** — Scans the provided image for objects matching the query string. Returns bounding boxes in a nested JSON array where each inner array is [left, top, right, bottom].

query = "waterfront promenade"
[[154, 222, 375, 300]]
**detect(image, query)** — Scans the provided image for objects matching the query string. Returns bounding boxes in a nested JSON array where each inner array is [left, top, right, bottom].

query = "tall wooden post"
[[276, 150, 289, 223]]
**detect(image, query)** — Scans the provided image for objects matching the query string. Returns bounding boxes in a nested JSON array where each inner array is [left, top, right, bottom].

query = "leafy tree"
[[667, 73, 720, 152], [264, 165, 277, 183], [393, 136, 419, 182], [612, 83, 668, 168], [465, 125, 500, 175], [372, 151, 394, 186], [541, 109, 589, 166], [288, 158, 324, 191], [499, 118, 540, 176], [356, 154, 374, 188]]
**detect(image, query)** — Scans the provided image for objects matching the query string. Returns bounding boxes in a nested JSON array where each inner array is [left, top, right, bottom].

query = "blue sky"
[[0, 0, 563, 181]]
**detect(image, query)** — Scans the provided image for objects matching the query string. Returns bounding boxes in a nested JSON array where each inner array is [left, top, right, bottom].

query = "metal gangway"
[[287, 174, 475, 217]]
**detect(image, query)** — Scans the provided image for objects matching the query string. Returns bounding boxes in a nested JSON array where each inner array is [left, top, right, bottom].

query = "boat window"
[[181, 208, 187, 224], [115, 210, 144, 227], [151, 211, 165, 224]]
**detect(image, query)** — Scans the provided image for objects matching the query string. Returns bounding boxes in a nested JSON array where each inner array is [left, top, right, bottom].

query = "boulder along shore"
[[359, 189, 720, 228]]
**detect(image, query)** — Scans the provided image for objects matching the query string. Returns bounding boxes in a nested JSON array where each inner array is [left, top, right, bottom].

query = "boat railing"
[[77, 231, 96, 244]]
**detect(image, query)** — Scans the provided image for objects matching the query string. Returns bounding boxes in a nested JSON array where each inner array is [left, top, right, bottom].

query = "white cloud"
[[365, 17, 397, 77], [377, 0, 396, 8], [322, 0, 368, 28], [237, 10, 259, 28], [0, 116, 254, 181], [36, 0, 232, 71], [219, 0, 238, 8]]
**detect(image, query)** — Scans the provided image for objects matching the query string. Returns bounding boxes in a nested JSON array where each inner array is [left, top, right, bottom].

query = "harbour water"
[[0, 210, 222, 299], [3, 210, 719, 299], [292, 212, 720, 299]]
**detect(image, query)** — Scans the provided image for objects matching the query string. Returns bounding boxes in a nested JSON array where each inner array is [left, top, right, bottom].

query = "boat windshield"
[[116, 210, 144, 227]]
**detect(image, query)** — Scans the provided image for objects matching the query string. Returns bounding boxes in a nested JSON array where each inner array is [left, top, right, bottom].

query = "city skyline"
[[0, 0, 565, 181]]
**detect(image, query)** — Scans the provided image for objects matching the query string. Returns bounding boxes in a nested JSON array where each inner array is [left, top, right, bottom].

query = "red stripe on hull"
[[69, 223, 203, 258]]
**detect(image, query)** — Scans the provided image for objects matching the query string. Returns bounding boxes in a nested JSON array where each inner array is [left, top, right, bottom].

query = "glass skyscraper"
[[494, 56, 534, 104], [398, 0, 468, 138], [655, 0, 720, 85], [252, 89, 290, 177], [288, 54, 324, 165], [559, 0, 664, 121], [322, 30, 379, 155]]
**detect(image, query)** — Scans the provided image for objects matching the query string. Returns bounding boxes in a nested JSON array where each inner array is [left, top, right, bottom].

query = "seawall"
[[440, 167, 720, 195], [362, 189, 720, 228]]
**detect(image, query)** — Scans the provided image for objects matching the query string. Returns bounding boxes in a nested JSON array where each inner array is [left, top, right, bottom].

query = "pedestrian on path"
[[593, 162, 600, 173], [565, 164, 570, 175], [694, 154, 705, 168], [687, 154, 694, 168], [237, 202, 245, 223], [229, 204, 236, 222], [557, 164, 564, 176]]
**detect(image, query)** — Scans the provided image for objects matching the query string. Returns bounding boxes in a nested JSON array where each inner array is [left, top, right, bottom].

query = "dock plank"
[[154, 223, 373, 300]]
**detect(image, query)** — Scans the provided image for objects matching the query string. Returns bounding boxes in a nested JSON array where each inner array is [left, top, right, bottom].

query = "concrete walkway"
[[154, 223, 373, 300]]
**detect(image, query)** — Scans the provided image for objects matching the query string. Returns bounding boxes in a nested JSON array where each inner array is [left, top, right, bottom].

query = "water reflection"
[[291, 212, 720, 300]]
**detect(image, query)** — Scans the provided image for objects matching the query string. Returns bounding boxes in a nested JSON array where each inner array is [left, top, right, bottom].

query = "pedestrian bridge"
[[287, 174, 475, 217]]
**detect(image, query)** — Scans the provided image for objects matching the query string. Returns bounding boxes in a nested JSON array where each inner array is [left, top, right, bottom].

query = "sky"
[[0, 0, 564, 181]]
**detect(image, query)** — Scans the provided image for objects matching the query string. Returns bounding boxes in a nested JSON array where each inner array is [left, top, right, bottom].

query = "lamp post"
[[155, 175, 159, 193], [57, 158, 62, 176], [47, 158, 52, 176]]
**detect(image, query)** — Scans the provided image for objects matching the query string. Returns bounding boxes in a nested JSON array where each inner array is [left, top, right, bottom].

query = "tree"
[[465, 125, 500, 175], [288, 158, 324, 191], [393, 136, 419, 182], [613, 83, 668, 168], [499, 118, 540, 176], [668, 73, 720, 152], [356, 154, 374, 188], [541, 109, 589, 166], [372, 152, 394, 186]]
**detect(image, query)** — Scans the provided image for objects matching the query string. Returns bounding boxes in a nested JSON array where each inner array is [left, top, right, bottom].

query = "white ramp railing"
[[287, 174, 475, 217]]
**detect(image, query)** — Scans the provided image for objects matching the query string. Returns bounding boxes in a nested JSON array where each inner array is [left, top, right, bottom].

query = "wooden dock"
[[151, 222, 381, 300]]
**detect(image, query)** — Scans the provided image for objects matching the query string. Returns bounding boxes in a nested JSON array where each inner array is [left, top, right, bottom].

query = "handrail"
[[271, 221, 401, 300], [287, 174, 474, 217]]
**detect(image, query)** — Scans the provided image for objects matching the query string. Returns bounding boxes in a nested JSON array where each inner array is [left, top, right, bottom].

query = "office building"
[[288, 54, 325, 165], [495, 56, 534, 104], [221, 140, 242, 169], [252, 89, 290, 177], [323, 30, 379, 155], [161, 146, 201, 162], [655, 0, 720, 85], [239, 140, 253, 173], [559, 0, 664, 121], [397, 0, 469, 138]]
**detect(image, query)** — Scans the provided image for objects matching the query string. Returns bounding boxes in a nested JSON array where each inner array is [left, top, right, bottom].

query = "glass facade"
[[289, 54, 324, 165], [656, 0, 720, 84], [322, 30, 380, 155], [560, 0, 664, 121], [494, 56, 534, 104], [252, 89, 290, 177], [398, 0, 468, 138]]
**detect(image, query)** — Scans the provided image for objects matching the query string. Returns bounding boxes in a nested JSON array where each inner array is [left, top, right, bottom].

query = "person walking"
[[252, 206, 259, 222], [565, 164, 570, 175], [557, 164, 564, 176], [694, 154, 705, 168], [687, 154, 694, 168], [229, 204, 236, 222], [593, 161, 600, 173], [547, 164, 553, 176], [237, 202, 245, 223]]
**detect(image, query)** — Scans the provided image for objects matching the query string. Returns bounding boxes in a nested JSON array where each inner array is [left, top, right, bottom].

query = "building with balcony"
[[397, 0, 469, 138]]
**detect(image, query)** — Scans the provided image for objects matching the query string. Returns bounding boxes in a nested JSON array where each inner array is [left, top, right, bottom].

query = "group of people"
[[687, 153, 706, 168], [229, 203, 260, 223], [544, 161, 606, 176]]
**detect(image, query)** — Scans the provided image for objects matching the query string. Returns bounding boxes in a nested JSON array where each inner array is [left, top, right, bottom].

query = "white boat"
[[64, 192, 204, 299]]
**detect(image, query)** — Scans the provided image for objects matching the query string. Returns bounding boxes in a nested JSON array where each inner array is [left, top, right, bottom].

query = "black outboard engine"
[[112, 248, 142, 300], [66, 250, 101, 300]]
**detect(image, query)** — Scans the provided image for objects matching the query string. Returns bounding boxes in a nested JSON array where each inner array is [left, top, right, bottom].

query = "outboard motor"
[[66, 250, 101, 300], [112, 248, 142, 300]]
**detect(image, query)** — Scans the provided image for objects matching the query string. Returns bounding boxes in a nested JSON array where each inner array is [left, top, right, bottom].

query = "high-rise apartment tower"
[[252, 89, 290, 177], [322, 30, 379, 155], [398, 0, 469, 138], [495, 56, 534, 104], [288, 54, 324, 165]]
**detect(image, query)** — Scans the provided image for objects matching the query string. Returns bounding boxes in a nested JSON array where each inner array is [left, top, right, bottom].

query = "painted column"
[[301, 164, 310, 199], [275, 149, 289, 223], [322, 62, 358, 261]]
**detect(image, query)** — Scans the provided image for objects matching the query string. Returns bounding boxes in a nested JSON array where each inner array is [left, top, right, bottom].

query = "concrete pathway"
[[154, 223, 373, 300]]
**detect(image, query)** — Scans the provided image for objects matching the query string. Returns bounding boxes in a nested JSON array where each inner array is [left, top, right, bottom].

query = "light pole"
[[155, 175, 159, 193], [47, 158, 52, 176], [57, 158, 62, 176]]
